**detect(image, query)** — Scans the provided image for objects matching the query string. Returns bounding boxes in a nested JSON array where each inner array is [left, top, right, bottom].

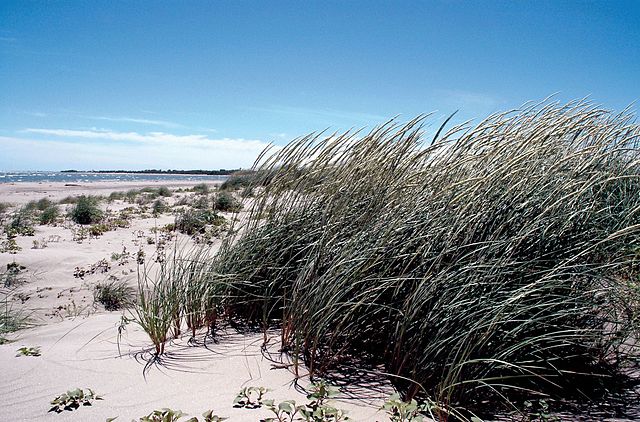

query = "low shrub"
[[175, 209, 225, 236], [152, 199, 168, 216], [39, 205, 60, 225], [220, 170, 259, 191], [108, 191, 125, 202], [35, 198, 53, 211], [69, 196, 103, 225], [214, 191, 242, 212], [157, 186, 172, 197], [192, 183, 210, 195], [4, 207, 35, 236], [58, 196, 78, 204]]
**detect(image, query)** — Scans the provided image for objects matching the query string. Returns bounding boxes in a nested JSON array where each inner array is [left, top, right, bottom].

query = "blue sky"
[[1, 1, 638, 170]]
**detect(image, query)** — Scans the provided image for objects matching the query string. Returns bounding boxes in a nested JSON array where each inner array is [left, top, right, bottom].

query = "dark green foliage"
[[108, 191, 125, 202], [214, 191, 242, 212], [69, 196, 103, 225], [49, 388, 102, 413]]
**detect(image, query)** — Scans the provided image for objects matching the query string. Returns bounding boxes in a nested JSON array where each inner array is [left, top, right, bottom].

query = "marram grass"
[[145, 100, 640, 418]]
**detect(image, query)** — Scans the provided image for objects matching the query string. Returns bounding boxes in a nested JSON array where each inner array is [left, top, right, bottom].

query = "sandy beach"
[[0, 181, 390, 422]]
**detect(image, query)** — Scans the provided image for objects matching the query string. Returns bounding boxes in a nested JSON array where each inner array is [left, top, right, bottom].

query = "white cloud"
[[83, 115, 183, 129], [1, 131, 273, 170], [23, 128, 268, 151]]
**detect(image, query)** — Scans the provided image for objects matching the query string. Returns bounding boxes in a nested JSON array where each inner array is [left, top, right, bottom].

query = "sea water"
[[0, 171, 228, 184]]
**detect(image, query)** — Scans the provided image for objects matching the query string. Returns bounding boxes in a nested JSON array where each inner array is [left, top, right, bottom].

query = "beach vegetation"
[[214, 191, 242, 213], [220, 170, 259, 192], [192, 183, 210, 195], [94, 278, 135, 311], [35, 197, 54, 211], [0, 292, 30, 343], [3, 261, 27, 287], [152, 199, 168, 216], [204, 101, 640, 418], [0, 202, 11, 215], [69, 195, 103, 224], [16, 346, 41, 357], [58, 195, 79, 204], [136, 408, 225, 422], [107, 191, 125, 202], [4, 206, 36, 237], [39, 204, 60, 225], [48, 388, 102, 413], [175, 209, 225, 236]]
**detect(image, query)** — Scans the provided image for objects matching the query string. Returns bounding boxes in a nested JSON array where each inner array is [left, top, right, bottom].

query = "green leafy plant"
[[16, 346, 41, 357], [233, 386, 269, 409], [136, 408, 225, 422], [521, 400, 559, 422], [39, 204, 60, 225], [232, 382, 349, 422], [381, 394, 428, 422], [48, 388, 102, 413], [2, 261, 27, 288]]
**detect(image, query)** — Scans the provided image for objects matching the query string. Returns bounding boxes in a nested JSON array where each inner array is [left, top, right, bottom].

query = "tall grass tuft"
[[132, 245, 220, 354], [207, 100, 640, 416]]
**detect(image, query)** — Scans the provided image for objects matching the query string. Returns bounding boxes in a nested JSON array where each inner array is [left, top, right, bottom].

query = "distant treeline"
[[60, 169, 241, 175]]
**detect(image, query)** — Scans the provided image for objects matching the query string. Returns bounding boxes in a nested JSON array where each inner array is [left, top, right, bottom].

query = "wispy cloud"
[[82, 115, 183, 129], [0, 36, 17, 43], [23, 128, 267, 151], [23, 111, 48, 117]]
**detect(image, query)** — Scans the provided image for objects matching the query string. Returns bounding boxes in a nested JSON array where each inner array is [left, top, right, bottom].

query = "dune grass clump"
[[69, 195, 103, 225], [207, 101, 640, 417], [131, 246, 220, 355], [94, 278, 135, 311], [1, 292, 30, 343]]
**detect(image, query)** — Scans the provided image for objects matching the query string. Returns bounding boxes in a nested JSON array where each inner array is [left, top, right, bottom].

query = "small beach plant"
[[69, 195, 103, 224], [48, 388, 102, 413]]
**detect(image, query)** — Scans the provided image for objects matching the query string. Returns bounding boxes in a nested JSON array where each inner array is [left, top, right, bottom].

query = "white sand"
[[0, 181, 392, 421]]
